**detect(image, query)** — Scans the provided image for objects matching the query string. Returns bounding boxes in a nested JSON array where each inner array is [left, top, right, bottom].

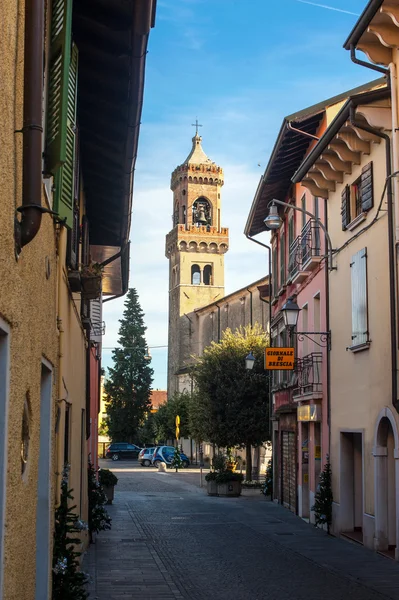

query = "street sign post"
[[175, 415, 180, 441]]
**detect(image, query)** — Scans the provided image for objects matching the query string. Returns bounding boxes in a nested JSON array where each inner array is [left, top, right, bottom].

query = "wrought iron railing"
[[293, 352, 322, 398], [288, 219, 321, 280]]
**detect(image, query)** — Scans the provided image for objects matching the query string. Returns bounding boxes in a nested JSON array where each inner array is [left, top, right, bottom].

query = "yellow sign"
[[265, 347, 295, 370], [175, 415, 180, 426]]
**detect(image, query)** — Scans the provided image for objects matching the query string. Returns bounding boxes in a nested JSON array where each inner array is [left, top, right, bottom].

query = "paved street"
[[84, 461, 399, 600]]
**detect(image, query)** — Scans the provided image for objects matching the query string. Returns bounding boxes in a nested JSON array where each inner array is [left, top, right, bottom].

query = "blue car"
[[152, 446, 190, 468]]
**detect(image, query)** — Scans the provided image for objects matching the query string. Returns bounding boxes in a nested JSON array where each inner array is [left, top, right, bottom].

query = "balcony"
[[288, 219, 322, 284], [293, 352, 323, 401]]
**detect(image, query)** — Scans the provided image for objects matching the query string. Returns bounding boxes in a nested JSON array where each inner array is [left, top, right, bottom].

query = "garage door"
[[281, 431, 296, 513]]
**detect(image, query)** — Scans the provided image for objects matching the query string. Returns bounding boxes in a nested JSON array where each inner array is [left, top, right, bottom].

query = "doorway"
[[340, 432, 363, 541], [374, 414, 397, 556], [35, 361, 53, 599]]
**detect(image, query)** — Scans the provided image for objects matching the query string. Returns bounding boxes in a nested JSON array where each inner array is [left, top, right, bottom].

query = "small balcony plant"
[[80, 261, 103, 300]]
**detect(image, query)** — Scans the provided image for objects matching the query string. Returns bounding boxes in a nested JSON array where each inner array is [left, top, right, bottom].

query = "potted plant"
[[80, 261, 103, 300], [98, 468, 118, 505], [205, 471, 218, 496], [215, 470, 243, 497]]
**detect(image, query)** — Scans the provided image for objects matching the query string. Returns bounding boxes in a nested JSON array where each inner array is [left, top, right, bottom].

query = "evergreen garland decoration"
[[171, 446, 184, 472], [311, 455, 333, 534], [52, 465, 89, 600], [88, 460, 112, 542]]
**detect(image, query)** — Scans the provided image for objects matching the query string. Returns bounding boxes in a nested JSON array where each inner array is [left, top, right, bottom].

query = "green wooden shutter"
[[46, 0, 73, 174], [53, 43, 78, 229], [341, 185, 350, 230], [361, 162, 373, 212]]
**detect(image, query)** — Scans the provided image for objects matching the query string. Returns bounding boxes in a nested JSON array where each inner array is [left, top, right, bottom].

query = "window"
[[313, 196, 320, 253], [301, 195, 306, 230], [279, 232, 285, 288], [288, 216, 294, 249], [272, 245, 278, 297], [342, 162, 373, 229], [203, 265, 212, 285], [191, 264, 201, 285], [173, 202, 179, 226], [350, 248, 369, 348], [182, 205, 186, 225]]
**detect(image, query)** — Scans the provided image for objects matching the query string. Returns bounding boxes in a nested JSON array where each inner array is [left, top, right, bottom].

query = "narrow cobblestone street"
[[84, 462, 399, 600]]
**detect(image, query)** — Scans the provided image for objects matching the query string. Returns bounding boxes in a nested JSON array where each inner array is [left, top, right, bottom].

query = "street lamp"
[[263, 202, 282, 230], [281, 297, 300, 329], [264, 198, 336, 271], [245, 351, 255, 370]]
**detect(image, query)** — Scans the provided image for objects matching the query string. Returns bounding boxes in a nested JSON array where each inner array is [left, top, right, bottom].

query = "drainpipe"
[[324, 198, 332, 455], [349, 45, 389, 76], [245, 234, 273, 443], [349, 105, 399, 413], [246, 288, 253, 326], [287, 122, 320, 141], [16, 0, 45, 254], [245, 235, 272, 332]]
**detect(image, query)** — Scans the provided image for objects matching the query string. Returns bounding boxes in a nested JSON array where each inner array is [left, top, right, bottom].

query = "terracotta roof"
[[150, 390, 167, 410]]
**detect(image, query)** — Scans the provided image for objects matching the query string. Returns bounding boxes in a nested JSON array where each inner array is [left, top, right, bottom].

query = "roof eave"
[[292, 86, 390, 184], [343, 0, 384, 49]]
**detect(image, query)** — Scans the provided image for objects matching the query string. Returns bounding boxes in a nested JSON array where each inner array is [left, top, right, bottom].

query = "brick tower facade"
[[165, 133, 229, 396]]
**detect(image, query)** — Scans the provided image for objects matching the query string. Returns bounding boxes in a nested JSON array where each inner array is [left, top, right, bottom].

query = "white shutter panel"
[[90, 296, 103, 343], [350, 248, 368, 346]]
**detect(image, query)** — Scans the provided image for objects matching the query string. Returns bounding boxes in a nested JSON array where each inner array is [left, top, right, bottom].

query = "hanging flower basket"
[[81, 262, 103, 300]]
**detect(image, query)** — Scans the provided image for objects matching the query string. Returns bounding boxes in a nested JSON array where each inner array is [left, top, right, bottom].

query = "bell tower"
[[165, 132, 229, 395]]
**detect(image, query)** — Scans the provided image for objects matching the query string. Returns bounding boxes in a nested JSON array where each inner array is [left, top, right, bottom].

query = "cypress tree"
[[104, 289, 153, 443]]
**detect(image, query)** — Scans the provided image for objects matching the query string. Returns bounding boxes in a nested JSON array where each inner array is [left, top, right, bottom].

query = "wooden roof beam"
[[322, 151, 352, 174], [336, 131, 370, 154], [328, 141, 361, 164], [308, 170, 335, 192], [314, 161, 343, 183], [301, 177, 329, 199]]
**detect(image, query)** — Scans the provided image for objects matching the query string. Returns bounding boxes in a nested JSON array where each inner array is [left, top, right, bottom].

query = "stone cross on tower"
[[191, 119, 202, 135]]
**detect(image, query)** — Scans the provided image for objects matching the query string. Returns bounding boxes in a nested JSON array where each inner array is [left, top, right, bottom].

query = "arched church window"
[[192, 197, 211, 227], [182, 205, 186, 225], [191, 265, 201, 285], [203, 265, 212, 286]]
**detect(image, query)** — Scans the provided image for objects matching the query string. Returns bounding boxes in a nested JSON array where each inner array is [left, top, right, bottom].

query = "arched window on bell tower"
[[182, 205, 186, 225], [191, 264, 201, 285], [192, 198, 212, 227], [203, 265, 212, 285], [173, 201, 179, 226]]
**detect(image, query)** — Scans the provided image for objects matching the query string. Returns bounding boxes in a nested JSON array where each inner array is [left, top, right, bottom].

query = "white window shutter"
[[90, 296, 103, 343], [350, 248, 368, 346]]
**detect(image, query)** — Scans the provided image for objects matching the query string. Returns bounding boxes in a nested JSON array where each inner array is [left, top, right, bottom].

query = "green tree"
[[193, 324, 270, 480], [312, 456, 333, 533], [153, 392, 191, 443], [104, 289, 153, 443]]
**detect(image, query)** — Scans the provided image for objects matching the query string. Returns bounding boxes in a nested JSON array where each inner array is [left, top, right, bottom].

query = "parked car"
[[105, 443, 141, 461], [152, 446, 190, 468], [138, 447, 156, 467]]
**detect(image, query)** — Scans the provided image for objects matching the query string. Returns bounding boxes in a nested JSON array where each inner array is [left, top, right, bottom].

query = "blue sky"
[[102, 0, 371, 389]]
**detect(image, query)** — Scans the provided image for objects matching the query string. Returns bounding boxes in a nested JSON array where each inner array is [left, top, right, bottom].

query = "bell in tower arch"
[[196, 206, 208, 226]]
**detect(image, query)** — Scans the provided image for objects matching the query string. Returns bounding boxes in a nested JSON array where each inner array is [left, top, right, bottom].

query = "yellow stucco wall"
[[0, 2, 89, 596], [328, 138, 397, 522], [0, 1, 59, 597]]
